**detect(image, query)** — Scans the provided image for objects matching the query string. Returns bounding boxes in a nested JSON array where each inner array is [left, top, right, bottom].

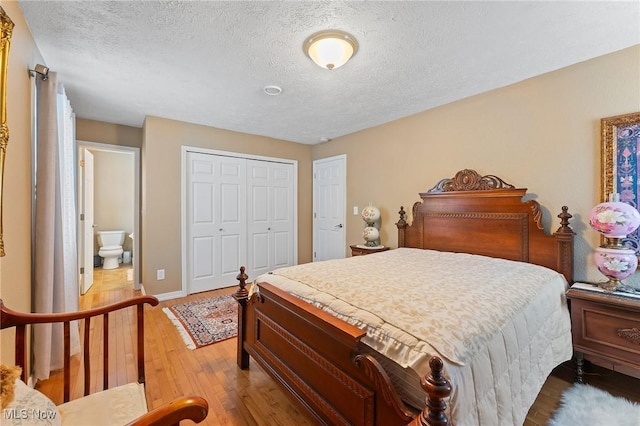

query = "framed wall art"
[[0, 7, 14, 257], [601, 111, 640, 255]]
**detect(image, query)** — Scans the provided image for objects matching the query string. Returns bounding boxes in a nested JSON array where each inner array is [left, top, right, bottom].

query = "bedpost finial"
[[397, 206, 407, 228], [234, 266, 249, 299], [556, 206, 573, 234], [429, 356, 444, 373], [413, 356, 451, 426]]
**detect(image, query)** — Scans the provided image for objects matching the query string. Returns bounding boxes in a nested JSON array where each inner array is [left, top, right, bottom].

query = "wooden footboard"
[[233, 268, 451, 426]]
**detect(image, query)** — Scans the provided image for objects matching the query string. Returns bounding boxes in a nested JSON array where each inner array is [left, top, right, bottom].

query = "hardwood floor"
[[34, 267, 640, 425]]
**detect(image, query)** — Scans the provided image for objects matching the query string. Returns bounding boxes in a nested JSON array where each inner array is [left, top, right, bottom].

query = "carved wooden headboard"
[[396, 169, 574, 283]]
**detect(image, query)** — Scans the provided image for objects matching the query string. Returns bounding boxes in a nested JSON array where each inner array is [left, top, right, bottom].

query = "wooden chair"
[[1, 296, 208, 425]]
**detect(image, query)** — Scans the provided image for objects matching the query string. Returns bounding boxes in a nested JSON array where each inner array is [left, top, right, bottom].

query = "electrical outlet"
[[353, 206, 359, 215], [157, 269, 165, 280]]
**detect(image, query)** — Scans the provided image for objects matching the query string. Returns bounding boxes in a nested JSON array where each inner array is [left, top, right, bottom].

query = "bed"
[[233, 169, 575, 425]]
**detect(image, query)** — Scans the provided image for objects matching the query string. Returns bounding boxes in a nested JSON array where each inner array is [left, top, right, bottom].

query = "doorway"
[[313, 155, 347, 261], [76, 141, 140, 295]]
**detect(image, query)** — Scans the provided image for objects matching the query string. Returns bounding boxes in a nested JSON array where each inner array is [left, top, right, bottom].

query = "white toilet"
[[98, 230, 125, 270]]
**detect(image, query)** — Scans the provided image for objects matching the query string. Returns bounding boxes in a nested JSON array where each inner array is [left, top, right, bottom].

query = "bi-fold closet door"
[[186, 151, 295, 294], [246, 160, 295, 278]]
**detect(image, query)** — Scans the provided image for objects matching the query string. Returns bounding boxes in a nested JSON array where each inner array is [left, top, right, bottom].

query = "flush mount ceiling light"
[[303, 30, 358, 70]]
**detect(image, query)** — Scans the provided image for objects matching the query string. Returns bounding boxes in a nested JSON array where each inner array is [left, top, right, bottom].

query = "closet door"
[[247, 159, 294, 278], [186, 152, 247, 293]]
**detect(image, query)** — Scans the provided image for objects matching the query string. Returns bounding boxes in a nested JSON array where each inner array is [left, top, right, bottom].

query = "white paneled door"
[[247, 160, 295, 278], [79, 148, 94, 294], [185, 151, 295, 294], [313, 155, 346, 261], [186, 152, 247, 293]]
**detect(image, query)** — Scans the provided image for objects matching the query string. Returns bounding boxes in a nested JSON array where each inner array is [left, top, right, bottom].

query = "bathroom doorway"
[[76, 141, 140, 295]]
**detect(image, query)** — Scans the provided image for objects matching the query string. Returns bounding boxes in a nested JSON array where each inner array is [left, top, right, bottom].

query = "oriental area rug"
[[162, 294, 238, 349], [548, 384, 640, 426]]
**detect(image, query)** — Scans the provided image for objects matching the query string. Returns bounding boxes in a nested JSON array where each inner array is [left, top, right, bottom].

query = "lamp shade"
[[361, 205, 381, 225], [588, 200, 640, 238], [304, 30, 358, 70]]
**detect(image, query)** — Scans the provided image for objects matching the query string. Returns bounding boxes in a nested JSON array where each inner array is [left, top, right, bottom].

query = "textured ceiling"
[[17, 1, 640, 145]]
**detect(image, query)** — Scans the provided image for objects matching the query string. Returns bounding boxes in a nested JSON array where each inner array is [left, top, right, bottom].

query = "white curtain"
[[32, 71, 80, 380]]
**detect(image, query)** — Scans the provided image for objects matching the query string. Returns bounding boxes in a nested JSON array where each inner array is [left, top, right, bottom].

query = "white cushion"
[[2, 379, 61, 425], [57, 382, 147, 425]]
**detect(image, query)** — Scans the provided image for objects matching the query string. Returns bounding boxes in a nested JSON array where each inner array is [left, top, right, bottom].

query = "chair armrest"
[[0, 296, 159, 328], [1, 295, 160, 396], [125, 396, 209, 426]]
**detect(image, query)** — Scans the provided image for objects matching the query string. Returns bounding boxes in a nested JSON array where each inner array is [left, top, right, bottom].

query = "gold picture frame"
[[601, 111, 640, 254], [0, 7, 14, 257]]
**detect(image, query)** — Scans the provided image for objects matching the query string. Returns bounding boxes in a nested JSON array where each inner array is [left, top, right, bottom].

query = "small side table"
[[350, 245, 390, 257], [566, 283, 640, 382]]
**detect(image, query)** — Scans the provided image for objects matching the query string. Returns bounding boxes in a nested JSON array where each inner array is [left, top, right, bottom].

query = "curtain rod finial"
[[28, 64, 49, 80]]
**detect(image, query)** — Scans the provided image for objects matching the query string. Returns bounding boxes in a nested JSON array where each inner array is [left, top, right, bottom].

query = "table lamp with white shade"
[[361, 205, 381, 247]]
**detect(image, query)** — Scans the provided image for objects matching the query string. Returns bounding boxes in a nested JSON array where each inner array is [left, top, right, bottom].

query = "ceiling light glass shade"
[[304, 30, 358, 70]]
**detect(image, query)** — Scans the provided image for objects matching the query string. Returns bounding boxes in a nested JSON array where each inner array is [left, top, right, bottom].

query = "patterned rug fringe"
[[162, 307, 197, 350]]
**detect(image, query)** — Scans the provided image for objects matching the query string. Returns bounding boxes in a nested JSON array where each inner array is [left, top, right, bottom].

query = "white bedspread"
[[255, 248, 573, 426]]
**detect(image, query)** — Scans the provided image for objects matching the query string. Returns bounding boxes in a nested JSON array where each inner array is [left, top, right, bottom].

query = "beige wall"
[[92, 150, 135, 253], [76, 118, 142, 148], [0, 1, 44, 364], [142, 116, 313, 295], [313, 45, 640, 286]]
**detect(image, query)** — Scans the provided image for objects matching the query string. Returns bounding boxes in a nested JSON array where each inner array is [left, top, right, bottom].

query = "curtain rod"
[[28, 64, 49, 80]]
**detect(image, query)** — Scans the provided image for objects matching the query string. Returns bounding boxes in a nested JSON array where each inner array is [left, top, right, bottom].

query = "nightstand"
[[566, 283, 640, 382], [350, 245, 390, 256]]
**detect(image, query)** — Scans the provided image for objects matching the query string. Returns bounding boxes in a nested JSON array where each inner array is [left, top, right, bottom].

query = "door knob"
[[335, 224, 343, 228]]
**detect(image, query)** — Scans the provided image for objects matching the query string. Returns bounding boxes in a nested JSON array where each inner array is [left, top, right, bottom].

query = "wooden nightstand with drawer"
[[350, 245, 390, 256], [566, 284, 640, 382]]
